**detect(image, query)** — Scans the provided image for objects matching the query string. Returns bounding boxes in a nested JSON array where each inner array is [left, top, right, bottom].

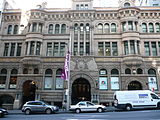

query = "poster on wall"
[[44, 77, 52, 89], [148, 77, 157, 91], [111, 77, 119, 90], [56, 77, 63, 89], [99, 77, 107, 90]]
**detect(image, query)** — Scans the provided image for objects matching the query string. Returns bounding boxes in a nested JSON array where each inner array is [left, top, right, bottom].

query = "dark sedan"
[[0, 108, 8, 117]]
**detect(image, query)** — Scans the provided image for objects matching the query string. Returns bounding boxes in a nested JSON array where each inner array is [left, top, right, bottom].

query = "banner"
[[148, 77, 157, 90], [99, 77, 107, 90], [61, 51, 70, 81]]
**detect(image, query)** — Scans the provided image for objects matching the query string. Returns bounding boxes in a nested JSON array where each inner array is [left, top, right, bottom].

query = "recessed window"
[[124, 2, 131, 7]]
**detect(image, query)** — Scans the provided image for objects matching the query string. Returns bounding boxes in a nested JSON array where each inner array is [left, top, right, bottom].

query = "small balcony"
[[20, 56, 42, 65], [123, 55, 143, 66]]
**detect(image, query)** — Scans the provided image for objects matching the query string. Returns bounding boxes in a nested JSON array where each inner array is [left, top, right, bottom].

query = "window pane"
[[144, 42, 150, 56], [149, 23, 154, 33], [44, 77, 52, 89], [16, 43, 22, 56], [105, 42, 110, 56], [98, 42, 104, 56], [10, 43, 15, 56], [74, 42, 78, 55], [124, 41, 129, 55], [86, 42, 90, 55], [80, 42, 84, 55], [151, 42, 157, 56], [47, 43, 52, 56], [130, 41, 135, 54], [3, 43, 9, 56], [53, 42, 59, 56], [30, 41, 35, 55], [36, 42, 41, 55], [112, 42, 118, 56], [60, 42, 65, 56], [142, 23, 147, 33], [111, 23, 116, 32]]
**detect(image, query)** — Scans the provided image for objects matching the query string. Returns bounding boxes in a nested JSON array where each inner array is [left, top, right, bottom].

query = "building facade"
[[0, 0, 160, 109]]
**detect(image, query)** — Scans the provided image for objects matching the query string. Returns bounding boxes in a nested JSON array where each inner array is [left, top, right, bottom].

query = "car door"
[[86, 102, 97, 112], [34, 102, 45, 112], [78, 102, 87, 112]]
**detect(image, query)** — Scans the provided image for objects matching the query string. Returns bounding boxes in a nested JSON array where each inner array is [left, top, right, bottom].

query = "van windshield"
[[151, 93, 159, 99]]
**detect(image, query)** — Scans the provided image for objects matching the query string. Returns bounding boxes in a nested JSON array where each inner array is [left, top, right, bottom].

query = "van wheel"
[[125, 105, 131, 111], [157, 103, 160, 109]]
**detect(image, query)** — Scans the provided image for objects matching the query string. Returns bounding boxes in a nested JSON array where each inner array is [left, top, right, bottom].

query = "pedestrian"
[[62, 100, 67, 111]]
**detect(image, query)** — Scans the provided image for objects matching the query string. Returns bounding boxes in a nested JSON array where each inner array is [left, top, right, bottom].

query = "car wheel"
[[45, 109, 52, 114], [25, 109, 31, 115], [0, 113, 4, 118], [97, 108, 103, 113], [126, 105, 131, 111], [75, 109, 81, 113]]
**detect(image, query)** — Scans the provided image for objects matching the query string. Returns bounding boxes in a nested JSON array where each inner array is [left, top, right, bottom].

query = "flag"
[[61, 51, 70, 81]]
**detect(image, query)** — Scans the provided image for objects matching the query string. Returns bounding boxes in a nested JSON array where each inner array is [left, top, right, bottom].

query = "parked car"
[[22, 101, 59, 115], [114, 90, 160, 111], [69, 101, 107, 113], [0, 108, 8, 118]]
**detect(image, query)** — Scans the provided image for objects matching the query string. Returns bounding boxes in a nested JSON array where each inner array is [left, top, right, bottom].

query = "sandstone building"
[[0, 0, 160, 109]]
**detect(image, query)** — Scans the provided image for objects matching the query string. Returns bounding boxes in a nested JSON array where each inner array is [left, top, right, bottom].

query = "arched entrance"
[[22, 80, 36, 104], [71, 78, 91, 105], [128, 81, 142, 90]]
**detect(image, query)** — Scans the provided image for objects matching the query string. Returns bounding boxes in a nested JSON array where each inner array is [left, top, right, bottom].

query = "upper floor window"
[[55, 24, 60, 34], [125, 68, 131, 74], [98, 23, 103, 33], [104, 23, 109, 33], [32, 23, 37, 32], [13, 25, 18, 34], [155, 23, 160, 33], [48, 24, 53, 34], [111, 23, 116, 33], [61, 24, 66, 34], [7, 25, 12, 34], [142, 23, 147, 33], [149, 23, 154, 33]]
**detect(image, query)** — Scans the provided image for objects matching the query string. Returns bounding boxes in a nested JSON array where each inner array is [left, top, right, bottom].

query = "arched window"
[[55, 69, 63, 89], [61, 24, 66, 34], [0, 69, 7, 89], [13, 25, 18, 34], [23, 68, 28, 74], [99, 69, 107, 90], [148, 68, 157, 91], [124, 2, 130, 7], [7, 25, 12, 34], [74, 23, 78, 32], [148, 68, 156, 75], [9, 69, 18, 89], [137, 68, 143, 74], [125, 68, 131, 74], [111, 23, 116, 33], [122, 22, 126, 32], [111, 69, 119, 90], [149, 23, 154, 33], [98, 23, 103, 33], [44, 69, 53, 89], [55, 24, 60, 34], [104, 23, 109, 33], [38, 23, 43, 33], [48, 24, 53, 34], [155, 23, 160, 33], [142, 23, 147, 33], [86, 23, 90, 32], [34, 68, 39, 74]]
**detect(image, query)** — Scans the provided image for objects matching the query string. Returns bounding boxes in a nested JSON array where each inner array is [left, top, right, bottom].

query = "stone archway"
[[22, 80, 37, 104], [128, 81, 142, 90], [71, 78, 91, 105]]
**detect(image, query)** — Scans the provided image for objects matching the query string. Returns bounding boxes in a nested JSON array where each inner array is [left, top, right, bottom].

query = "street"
[[2, 109, 160, 120]]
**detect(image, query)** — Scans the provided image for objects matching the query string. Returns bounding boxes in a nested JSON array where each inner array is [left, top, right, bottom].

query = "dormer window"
[[124, 2, 131, 7]]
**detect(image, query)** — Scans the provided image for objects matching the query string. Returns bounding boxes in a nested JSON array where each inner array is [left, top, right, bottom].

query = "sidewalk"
[[8, 107, 117, 115]]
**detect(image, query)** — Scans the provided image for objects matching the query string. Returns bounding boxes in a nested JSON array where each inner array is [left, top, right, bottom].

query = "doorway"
[[22, 80, 36, 104], [128, 81, 142, 90], [71, 78, 91, 105]]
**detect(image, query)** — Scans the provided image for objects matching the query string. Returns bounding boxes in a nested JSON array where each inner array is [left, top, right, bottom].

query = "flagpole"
[[66, 34, 71, 111]]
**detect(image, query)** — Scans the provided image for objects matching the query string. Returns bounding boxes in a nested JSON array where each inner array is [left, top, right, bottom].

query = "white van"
[[113, 90, 160, 110]]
